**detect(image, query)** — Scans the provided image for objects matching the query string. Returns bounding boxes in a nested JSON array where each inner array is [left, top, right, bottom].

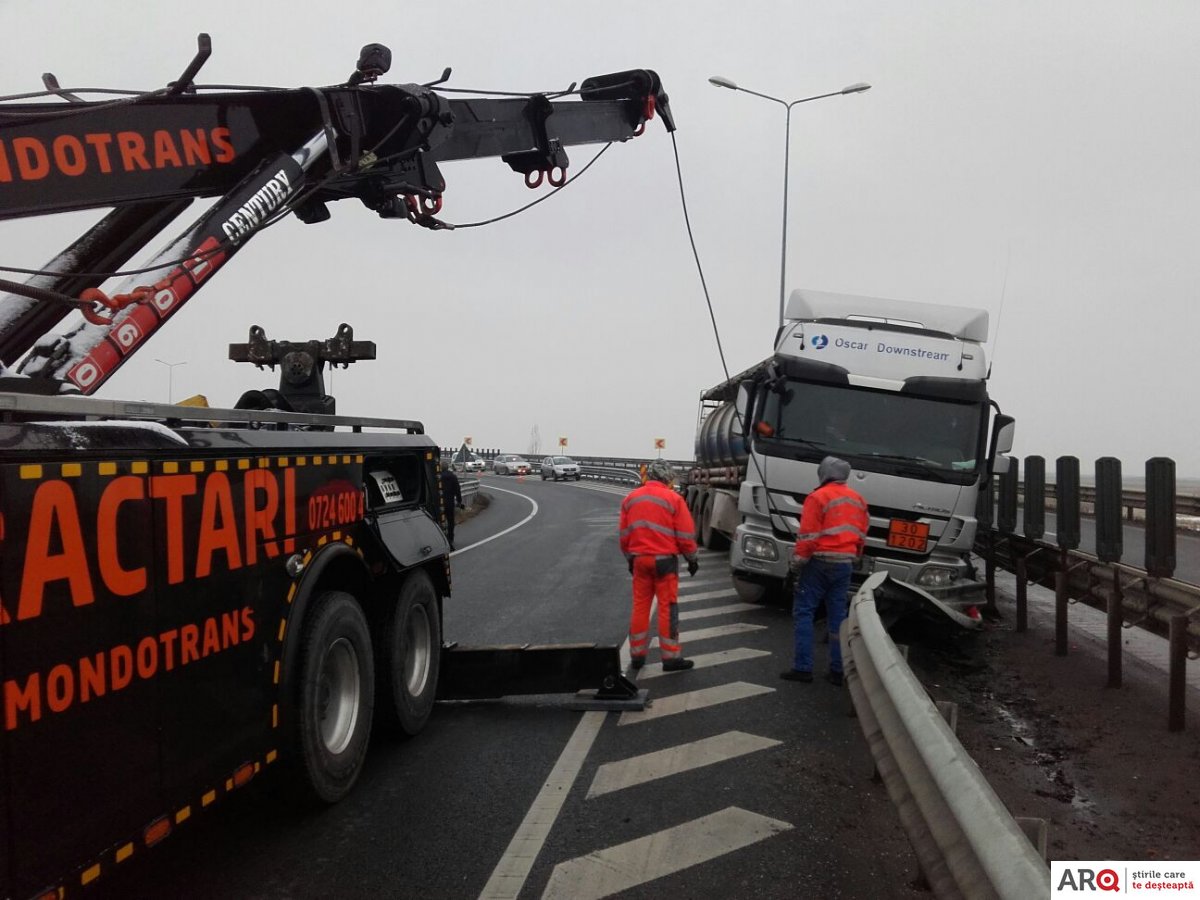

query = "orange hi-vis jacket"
[[793, 481, 870, 563], [619, 480, 698, 559]]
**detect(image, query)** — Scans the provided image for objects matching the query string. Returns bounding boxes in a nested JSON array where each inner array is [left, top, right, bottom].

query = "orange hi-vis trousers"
[[628, 556, 682, 662]]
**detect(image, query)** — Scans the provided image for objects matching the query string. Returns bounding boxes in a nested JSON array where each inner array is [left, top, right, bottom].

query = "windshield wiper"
[[862, 453, 952, 482]]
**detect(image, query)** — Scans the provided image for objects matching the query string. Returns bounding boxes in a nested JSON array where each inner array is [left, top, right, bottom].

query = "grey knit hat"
[[818, 456, 851, 485], [646, 459, 676, 484]]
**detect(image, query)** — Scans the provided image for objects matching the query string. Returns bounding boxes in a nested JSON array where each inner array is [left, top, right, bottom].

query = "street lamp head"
[[840, 82, 872, 95], [707, 75, 738, 90]]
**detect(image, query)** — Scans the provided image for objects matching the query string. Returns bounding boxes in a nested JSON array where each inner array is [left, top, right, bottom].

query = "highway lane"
[[91, 475, 922, 899]]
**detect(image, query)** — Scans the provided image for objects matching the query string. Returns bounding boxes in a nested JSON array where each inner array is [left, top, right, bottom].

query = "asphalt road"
[[91, 475, 924, 900]]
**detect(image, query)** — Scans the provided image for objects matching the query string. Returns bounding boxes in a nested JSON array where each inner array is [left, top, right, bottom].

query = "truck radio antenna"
[[987, 242, 1013, 380]]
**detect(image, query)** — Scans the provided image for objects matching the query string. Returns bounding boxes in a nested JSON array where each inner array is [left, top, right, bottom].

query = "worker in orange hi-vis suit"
[[618, 459, 700, 672]]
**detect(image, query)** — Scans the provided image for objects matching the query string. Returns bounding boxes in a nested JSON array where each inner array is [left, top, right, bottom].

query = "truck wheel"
[[734, 574, 789, 607], [700, 498, 731, 551], [294, 590, 374, 804], [695, 495, 708, 543], [378, 571, 442, 736]]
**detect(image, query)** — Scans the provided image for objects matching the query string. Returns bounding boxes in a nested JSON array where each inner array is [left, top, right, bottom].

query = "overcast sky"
[[2, 1, 1197, 475]]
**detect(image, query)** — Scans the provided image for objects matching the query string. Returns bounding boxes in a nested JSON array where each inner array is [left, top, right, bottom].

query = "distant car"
[[541, 455, 581, 481], [458, 456, 485, 473], [493, 454, 531, 476]]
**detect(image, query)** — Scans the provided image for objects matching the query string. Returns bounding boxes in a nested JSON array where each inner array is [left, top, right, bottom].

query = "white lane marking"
[[540, 807, 792, 900], [618, 682, 775, 725], [675, 587, 739, 604], [644, 622, 766, 649], [676, 576, 732, 591], [452, 485, 539, 558], [586, 731, 782, 799], [680, 622, 767, 642], [679, 602, 760, 621], [637, 647, 772, 680], [480, 711, 606, 899]]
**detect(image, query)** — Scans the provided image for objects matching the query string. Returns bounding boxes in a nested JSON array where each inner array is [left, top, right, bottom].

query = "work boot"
[[825, 671, 844, 687], [630, 657, 645, 670], [780, 669, 813, 683], [662, 658, 694, 672]]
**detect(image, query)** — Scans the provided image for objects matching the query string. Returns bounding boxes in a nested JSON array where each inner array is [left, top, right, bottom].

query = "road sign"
[[558, 437, 568, 448], [654, 438, 666, 450]]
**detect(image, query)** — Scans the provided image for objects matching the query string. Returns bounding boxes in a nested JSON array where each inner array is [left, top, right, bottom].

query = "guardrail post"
[[1055, 457, 1080, 551], [1016, 818, 1049, 861], [998, 460, 1018, 535], [1054, 549, 1070, 656], [1107, 569, 1123, 688], [1023, 456, 1045, 540], [935, 700, 958, 734], [1145, 458, 1176, 579], [1016, 554, 1028, 634], [1169, 615, 1188, 732], [1095, 458, 1123, 564]]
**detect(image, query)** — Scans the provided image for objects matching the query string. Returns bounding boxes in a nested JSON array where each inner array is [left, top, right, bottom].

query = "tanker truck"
[[685, 289, 1015, 628]]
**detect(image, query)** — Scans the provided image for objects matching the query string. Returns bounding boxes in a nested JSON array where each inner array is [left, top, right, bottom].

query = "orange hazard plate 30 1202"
[[886, 519, 930, 552]]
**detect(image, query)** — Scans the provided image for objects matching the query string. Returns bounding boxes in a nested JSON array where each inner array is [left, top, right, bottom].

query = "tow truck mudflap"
[[437, 643, 649, 711]]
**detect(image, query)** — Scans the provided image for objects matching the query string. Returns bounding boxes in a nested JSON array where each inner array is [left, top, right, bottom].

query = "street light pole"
[[154, 358, 187, 404], [708, 76, 871, 327]]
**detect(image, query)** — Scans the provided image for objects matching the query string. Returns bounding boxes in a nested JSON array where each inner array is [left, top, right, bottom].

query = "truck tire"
[[694, 494, 708, 543], [294, 590, 375, 804], [378, 570, 442, 736], [700, 498, 731, 551]]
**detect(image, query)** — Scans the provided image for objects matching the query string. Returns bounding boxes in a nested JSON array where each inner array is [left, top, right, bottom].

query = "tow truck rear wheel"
[[294, 590, 375, 804], [699, 498, 731, 551], [378, 570, 441, 736]]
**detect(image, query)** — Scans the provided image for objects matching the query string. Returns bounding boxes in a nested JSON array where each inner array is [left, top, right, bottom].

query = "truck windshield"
[[759, 380, 984, 483]]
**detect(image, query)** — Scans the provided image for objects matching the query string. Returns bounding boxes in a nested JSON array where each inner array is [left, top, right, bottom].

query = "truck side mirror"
[[991, 414, 1015, 457], [987, 413, 1015, 476]]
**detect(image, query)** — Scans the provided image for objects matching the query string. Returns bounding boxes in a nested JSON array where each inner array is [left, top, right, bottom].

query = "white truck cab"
[[727, 289, 1014, 627]]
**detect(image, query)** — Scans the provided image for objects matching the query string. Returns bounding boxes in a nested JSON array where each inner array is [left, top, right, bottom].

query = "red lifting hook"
[[524, 170, 545, 189], [633, 94, 657, 137]]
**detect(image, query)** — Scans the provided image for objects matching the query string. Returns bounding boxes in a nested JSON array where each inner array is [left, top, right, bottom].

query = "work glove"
[[627, 557, 635, 575], [789, 556, 807, 575], [686, 557, 699, 577]]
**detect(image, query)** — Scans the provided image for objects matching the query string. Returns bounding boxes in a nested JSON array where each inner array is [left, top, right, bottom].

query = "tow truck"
[[0, 36, 671, 898]]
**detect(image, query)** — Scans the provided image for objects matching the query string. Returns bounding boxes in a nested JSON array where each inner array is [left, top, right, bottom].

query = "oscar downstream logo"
[[810, 334, 829, 349]]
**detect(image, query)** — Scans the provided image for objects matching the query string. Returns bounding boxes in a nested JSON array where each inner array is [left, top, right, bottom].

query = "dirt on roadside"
[[907, 593, 1200, 863]]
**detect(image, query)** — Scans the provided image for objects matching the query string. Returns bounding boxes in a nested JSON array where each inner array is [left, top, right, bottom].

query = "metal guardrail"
[[843, 572, 1050, 900], [461, 477, 480, 503]]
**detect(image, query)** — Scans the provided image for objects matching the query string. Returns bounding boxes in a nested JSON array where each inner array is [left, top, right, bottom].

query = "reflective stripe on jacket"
[[619, 480, 698, 558], [794, 481, 869, 563]]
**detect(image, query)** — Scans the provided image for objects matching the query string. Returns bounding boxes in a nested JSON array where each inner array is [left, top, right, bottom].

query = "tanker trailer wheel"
[[293, 590, 375, 804], [699, 497, 731, 551], [378, 571, 442, 736]]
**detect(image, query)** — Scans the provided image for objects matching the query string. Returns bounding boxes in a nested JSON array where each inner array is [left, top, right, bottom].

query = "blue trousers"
[[792, 559, 853, 674]]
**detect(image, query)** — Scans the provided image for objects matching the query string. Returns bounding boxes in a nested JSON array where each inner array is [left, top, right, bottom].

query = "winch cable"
[[666, 130, 783, 534]]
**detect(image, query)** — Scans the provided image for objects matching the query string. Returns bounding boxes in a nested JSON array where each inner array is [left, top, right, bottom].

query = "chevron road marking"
[[675, 587, 739, 604], [637, 647, 772, 680], [676, 576, 733, 590], [478, 711, 607, 899], [646, 622, 766, 650], [585, 730, 782, 799], [678, 602, 760, 621], [540, 806, 792, 900], [618, 681, 775, 725]]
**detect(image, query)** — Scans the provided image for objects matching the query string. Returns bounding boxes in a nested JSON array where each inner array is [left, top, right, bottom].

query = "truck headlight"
[[916, 566, 959, 588], [742, 536, 779, 561]]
